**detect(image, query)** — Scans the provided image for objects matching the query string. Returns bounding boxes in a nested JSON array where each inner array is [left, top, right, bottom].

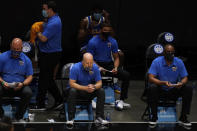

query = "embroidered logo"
[[107, 42, 112, 48], [172, 66, 177, 71], [19, 60, 24, 66], [89, 70, 94, 75]]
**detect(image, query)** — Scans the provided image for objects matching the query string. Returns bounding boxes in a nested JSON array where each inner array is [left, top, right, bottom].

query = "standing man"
[[36, 1, 63, 110], [0, 38, 33, 121], [148, 44, 193, 127], [87, 23, 130, 111], [67, 53, 108, 128]]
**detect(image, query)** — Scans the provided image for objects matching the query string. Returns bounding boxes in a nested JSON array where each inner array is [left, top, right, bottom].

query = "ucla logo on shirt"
[[89, 70, 94, 75], [107, 42, 112, 48], [172, 66, 177, 72], [19, 60, 24, 66]]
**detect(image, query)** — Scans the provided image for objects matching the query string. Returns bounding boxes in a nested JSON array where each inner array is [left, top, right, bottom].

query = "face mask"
[[42, 10, 48, 18], [84, 67, 92, 72], [93, 13, 102, 21], [102, 32, 110, 39], [11, 50, 21, 58], [164, 52, 174, 61]]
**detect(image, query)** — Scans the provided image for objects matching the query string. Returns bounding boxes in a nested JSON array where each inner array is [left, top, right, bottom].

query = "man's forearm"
[[70, 82, 87, 91], [94, 80, 102, 90], [23, 75, 33, 86], [0, 77, 4, 83], [114, 57, 119, 69], [37, 32, 48, 42], [149, 76, 166, 86], [180, 76, 188, 85]]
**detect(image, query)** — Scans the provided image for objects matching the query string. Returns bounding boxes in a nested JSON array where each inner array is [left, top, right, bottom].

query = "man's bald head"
[[10, 38, 23, 58], [82, 53, 94, 70], [11, 38, 23, 51], [83, 53, 93, 61]]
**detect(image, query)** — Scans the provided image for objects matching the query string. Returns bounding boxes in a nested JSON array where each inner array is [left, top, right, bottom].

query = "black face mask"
[[164, 52, 174, 61], [102, 32, 110, 39]]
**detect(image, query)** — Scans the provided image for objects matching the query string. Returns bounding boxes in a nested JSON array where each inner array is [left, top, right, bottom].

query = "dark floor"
[[12, 80, 197, 131], [27, 80, 197, 122]]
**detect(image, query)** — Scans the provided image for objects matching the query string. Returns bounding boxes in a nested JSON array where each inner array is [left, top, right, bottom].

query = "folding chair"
[[2, 97, 29, 121]]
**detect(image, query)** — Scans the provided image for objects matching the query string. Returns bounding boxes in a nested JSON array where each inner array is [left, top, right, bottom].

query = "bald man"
[[67, 53, 108, 127], [0, 38, 33, 121]]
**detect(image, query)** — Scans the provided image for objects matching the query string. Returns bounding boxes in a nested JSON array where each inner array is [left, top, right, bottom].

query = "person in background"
[[87, 23, 130, 111], [36, 0, 63, 110], [77, 5, 111, 54]]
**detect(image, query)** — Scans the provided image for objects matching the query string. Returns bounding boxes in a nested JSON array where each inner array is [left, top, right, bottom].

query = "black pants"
[[67, 88, 105, 120], [37, 52, 62, 107], [148, 84, 193, 119], [97, 62, 130, 100], [0, 85, 32, 119]]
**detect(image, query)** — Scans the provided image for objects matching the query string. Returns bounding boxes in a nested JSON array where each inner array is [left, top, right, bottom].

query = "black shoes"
[[179, 116, 192, 127], [148, 117, 157, 128], [95, 117, 109, 130], [0, 108, 4, 118]]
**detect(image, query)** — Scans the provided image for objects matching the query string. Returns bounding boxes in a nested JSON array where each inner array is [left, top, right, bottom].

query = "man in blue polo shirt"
[[148, 44, 193, 127], [87, 23, 130, 111], [36, 1, 63, 110], [0, 38, 33, 121], [67, 53, 108, 128]]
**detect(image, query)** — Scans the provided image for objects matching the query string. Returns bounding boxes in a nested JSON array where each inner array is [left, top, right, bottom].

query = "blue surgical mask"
[[42, 10, 48, 18], [11, 50, 21, 58], [93, 13, 102, 21]]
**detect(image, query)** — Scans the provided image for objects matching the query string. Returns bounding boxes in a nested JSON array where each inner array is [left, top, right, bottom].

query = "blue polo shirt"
[[69, 62, 101, 86], [148, 56, 188, 90], [0, 51, 33, 83], [87, 35, 118, 62], [39, 14, 62, 53]]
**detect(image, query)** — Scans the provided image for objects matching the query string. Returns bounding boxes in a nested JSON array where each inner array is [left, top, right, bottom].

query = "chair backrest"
[[157, 32, 174, 45], [60, 63, 74, 99], [145, 43, 164, 70], [61, 63, 74, 79]]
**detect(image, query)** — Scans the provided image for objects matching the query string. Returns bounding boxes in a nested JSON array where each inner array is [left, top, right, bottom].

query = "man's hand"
[[111, 67, 118, 74], [14, 82, 23, 91], [163, 81, 171, 87], [99, 67, 106, 73], [1, 81, 10, 89], [175, 82, 183, 89], [86, 84, 95, 93]]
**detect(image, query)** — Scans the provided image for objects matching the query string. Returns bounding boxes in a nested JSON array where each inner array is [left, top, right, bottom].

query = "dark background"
[[0, 0, 197, 80]]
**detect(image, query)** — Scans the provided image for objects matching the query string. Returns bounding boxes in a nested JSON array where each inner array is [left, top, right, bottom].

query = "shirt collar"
[[48, 14, 58, 21]]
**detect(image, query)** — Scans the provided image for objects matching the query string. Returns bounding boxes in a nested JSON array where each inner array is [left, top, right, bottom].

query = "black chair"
[[141, 43, 164, 102], [2, 97, 29, 121]]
